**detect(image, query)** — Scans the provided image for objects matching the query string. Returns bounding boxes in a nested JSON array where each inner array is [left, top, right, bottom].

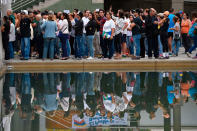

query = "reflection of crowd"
[[2, 72, 197, 127]]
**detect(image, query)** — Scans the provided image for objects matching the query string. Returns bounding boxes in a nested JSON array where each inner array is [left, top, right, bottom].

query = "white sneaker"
[[87, 57, 94, 60]]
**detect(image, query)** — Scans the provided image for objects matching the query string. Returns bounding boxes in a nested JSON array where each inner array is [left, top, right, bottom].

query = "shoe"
[[158, 56, 164, 59], [61, 57, 69, 60], [87, 57, 94, 60], [165, 56, 169, 59], [148, 57, 152, 59], [192, 56, 197, 59], [132, 56, 140, 60], [20, 58, 28, 60], [186, 52, 191, 57]]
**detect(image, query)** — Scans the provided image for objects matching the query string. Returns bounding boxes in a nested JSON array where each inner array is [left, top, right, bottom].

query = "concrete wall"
[[44, 0, 104, 12]]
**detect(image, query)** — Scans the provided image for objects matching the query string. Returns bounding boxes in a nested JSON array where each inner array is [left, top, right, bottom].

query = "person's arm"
[[122, 21, 128, 31]]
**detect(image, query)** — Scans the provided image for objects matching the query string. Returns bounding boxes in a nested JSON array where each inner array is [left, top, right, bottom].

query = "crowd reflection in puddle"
[[1, 72, 197, 129]]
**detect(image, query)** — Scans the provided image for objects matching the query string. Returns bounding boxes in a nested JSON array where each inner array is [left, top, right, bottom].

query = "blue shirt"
[[41, 21, 57, 38], [168, 14, 175, 33]]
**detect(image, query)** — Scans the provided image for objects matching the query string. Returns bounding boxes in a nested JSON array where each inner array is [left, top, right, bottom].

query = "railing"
[[11, 0, 44, 11]]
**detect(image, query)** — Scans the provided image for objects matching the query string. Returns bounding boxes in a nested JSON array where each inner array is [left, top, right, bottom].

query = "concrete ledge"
[[4, 59, 197, 72]]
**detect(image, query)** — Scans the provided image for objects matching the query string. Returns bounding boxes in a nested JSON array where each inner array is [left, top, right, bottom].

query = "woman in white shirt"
[[9, 18, 16, 59], [59, 13, 71, 60], [103, 12, 115, 59]]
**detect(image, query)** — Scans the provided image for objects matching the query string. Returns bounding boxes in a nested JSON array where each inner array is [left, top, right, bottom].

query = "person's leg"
[[60, 35, 67, 58], [43, 38, 49, 59], [153, 35, 159, 58], [21, 37, 25, 58], [188, 36, 197, 53], [24, 37, 30, 60], [158, 35, 163, 56], [103, 39, 108, 58], [134, 34, 141, 57], [100, 35, 105, 57], [168, 33, 172, 52], [140, 37, 145, 58], [117, 33, 122, 55], [9, 42, 14, 59], [181, 33, 187, 53], [176, 40, 181, 56], [66, 38, 71, 57], [122, 34, 127, 56], [172, 40, 176, 55], [147, 37, 152, 58], [78, 36, 83, 58], [49, 38, 55, 60], [87, 35, 94, 57], [114, 34, 119, 56], [109, 39, 114, 59]]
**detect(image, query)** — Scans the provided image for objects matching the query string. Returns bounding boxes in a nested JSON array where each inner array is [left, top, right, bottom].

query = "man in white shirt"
[[82, 10, 90, 58]]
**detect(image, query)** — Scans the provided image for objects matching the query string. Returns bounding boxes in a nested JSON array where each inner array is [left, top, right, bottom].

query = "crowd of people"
[[1, 8, 197, 60], [2, 72, 197, 125]]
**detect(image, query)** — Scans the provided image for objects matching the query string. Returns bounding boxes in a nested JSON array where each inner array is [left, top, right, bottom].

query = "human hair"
[[48, 14, 53, 21], [169, 8, 174, 13], [173, 16, 179, 23], [118, 9, 124, 18], [191, 12, 197, 20], [99, 9, 105, 13], [124, 12, 130, 18], [89, 12, 95, 20]]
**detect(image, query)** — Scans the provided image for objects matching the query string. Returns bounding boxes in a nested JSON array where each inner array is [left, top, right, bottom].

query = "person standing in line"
[[145, 8, 159, 59], [167, 8, 175, 55], [85, 12, 97, 60], [59, 13, 71, 60], [113, 9, 125, 59], [159, 11, 170, 59], [170, 16, 181, 57], [82, 10, 90, 58], [181, 13, 192, 54], [131, 9, 143, 60], [126, 14, 134, 56], [8, 18, 16, 59], [20, 11, 31, 60], [41, 11, 58, 60], [74, 12, 84, 59], [95, 9, 106, 58], [102, 12, 115, 59], [69, 13, 76, 55], [1, 16, 10, 60]]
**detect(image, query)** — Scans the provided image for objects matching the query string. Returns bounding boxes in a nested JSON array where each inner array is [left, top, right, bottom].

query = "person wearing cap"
[[20, 11, 31, 60], [74, 11, 84, 59], [41, 11, 58, 60]]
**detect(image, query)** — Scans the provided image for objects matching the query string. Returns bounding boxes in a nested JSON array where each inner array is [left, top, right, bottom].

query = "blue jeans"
[[87, 35, 94, 57], [158, 35, 163, 55], [22, 73, 31, 94], [189, 35, 197, 53], [172, 39, 180, 55], [144, 37, 148, 55], [83, 34, 88, 57], [133, 34, 141, 56], [21, 37, 30, 59], [60, 34, 70, 57], [75, 36, 84, 58], [66, 39, 71, 57], [126, 36, 134, 55], [43, 38, 56, 59], [9, 42, 14, 59]]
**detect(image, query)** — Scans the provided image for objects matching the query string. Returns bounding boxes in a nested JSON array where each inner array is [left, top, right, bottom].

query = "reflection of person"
[[42, 73, 58, 116], [188, 72, 197, 103]]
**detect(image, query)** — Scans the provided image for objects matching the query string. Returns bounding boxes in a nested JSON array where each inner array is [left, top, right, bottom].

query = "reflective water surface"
[[1, 72, 197, 131]]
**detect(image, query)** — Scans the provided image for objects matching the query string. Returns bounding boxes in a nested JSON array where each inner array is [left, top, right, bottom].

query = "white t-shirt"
[[82, 17, 90, 34], [9, 23, 16, 42], [103, 19, 115, 33], [126, 18, 132, 37], [123, 18, 128, 35], [59, 19, 69, 34]]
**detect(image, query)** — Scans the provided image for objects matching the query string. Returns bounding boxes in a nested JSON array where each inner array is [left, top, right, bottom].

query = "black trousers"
[[140, 37, 145, 58], [160, 32, 169, 53], [3, 37, 10, 60], [100, 35, 105, 57], [34, 35, 43, 58], [114, 33, 122, 54], [69, 36, 75, 55], [147, 35, 159, 58], [103, 38, 114, 59], [182, 33, 191, 53]]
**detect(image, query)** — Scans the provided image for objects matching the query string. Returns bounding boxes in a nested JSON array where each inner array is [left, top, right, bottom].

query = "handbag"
[[58, 26, 67, 38]]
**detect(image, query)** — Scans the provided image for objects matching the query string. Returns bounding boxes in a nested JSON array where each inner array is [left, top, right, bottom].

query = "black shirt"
[[132, 17, 143, 35], [160, 18, 169, 33], [75, 19, 83, 36], [85, 20, 97, 36], [2, 21, 10, 41], [145, 15, 158, 37], [20, 18, 31, 37]]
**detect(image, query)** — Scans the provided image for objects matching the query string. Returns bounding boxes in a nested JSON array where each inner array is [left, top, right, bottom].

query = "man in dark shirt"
[[145, 8, 159, 59], [74, 12, 84, 59], [20, 12, 31, 60], [1, 16, 10, 60], [95, 9, 106, 57]]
